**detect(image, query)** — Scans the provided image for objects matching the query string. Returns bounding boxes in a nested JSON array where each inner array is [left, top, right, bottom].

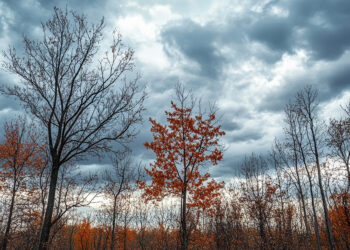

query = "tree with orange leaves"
[[329, 190, 350, 249], [0, 118, 44, 250], [138, 85, 225, 250]]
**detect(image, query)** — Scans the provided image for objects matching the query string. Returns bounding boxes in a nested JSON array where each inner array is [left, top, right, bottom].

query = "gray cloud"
[[262, 0, 350, 61], [161, 19, 224, 79], [248, 16, 293, 53], [1, 0, 350, 179], [221, 120, 241, 132], [228, 130, 264, 143]]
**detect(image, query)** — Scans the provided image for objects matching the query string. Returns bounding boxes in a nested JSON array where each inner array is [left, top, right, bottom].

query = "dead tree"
[[295, 86, 335, 250], [285, 101, 322, 250], [327, 101, 350, 189], [1, 7, 145, 249], [102, 155, 136, 250]]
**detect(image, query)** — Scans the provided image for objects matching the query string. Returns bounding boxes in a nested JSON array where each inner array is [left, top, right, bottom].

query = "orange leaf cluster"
[[329, 191, 350, 247], [0, 123, 44, 191], [139, 101, 225, 209]]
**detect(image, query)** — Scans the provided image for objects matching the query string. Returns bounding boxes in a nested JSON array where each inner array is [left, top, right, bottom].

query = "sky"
[[0, 0, 350, 181]]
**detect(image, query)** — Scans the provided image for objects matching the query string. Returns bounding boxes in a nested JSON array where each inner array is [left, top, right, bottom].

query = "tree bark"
[[38, 163, 60, 250], [181, 188, 187, 250], [1, 174, 17, 250], [309, 123, 335, 250], [300, 145, 322, 250], [110, 197, 117, 250]]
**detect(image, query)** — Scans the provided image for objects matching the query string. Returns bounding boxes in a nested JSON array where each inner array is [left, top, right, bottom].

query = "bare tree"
[[1, 7, 145, 249], [295, 86, 335, 250], [101, 155, 136, 250], [280, 105, 312, 235], [48, 163, 98, 244], [134, 194, 150, 250], [273, 139, 310, 236], [240, 154, 274, 249], [284, 101, 322, 250], [327, 101, 350, 189]]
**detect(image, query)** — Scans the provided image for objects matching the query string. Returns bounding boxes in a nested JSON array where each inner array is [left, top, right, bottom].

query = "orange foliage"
[[115, 227, 136, 249], [0, 121, 43, 191], [73, 219, 96, 250], [151, 222, 178, 249], [329, 191, 350, 248], [138, 101, 225, 210], [189, 229, 214, 249]]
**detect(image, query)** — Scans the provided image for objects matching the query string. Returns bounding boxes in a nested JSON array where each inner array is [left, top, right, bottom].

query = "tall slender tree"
[[138, 85, 225, 250], [327, 101, 350, 189], [295, 86, 335, 250], [1, 7, 145, 249], [101, 154, 136, 250]]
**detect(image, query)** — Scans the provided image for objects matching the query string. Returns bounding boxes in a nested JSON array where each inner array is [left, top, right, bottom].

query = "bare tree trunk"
[[181, 188, 187, 250], [295, 167, 310, 233], [110, 198, 117, 250], [39, 164, 59, 250], [306, 169, 322, 250], [1, 175, 17, 250], [123, 218, 127, 250], [299, 142, 322, 250], [309, 123, 335, 250], [258, 210, 268, 249], [292, 143, 310, 234]]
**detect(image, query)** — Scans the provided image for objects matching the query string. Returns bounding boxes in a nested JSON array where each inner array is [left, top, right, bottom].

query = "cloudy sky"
[[1, 0, 350, 180]]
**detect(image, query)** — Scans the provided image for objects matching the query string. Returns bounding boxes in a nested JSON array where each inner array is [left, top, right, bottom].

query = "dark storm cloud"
[[255, 0, 350, 61], [325, 61, 350, 93], [259, 51, 350, 113], [158, 0, 350, 86], [248, 16, 293, 53], [210, 154, 247, 178], [228, 130, 264, 143], [288, 0, 350, 60], [259, 84, 302, 113], [221, 120, 241, 132], [1, 0, 350, 180], [161, 19, 224, 79]]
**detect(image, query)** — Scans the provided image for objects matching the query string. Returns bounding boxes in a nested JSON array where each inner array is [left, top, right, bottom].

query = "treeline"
[[0, 88, 349, 250], [0, 6, 349, 250]]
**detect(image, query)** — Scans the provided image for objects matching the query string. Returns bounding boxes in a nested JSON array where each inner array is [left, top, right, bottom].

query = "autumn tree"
[[1, 7, 145, 249], [329, 191, 350, 249], [0, 118, 44, 250], [138, 85, 225, 250]]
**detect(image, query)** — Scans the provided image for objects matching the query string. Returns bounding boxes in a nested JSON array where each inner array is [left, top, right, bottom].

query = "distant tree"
[[327, 101, 350, 189], [294, 86, 335, 250], [210, 189, 244, 249], [48, 165, 98, 245], [239, 154, 277, 249], [101, 155, 136, 250], [329, 190, 350, 249], [138, 85, 225, 250], [284, 100, 322, 250], [0, 118, 44, 250], [1, 7, 145, 249]]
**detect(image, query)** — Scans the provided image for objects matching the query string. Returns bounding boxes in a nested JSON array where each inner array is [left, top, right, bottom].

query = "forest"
[[0, 7, 349, 250]]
